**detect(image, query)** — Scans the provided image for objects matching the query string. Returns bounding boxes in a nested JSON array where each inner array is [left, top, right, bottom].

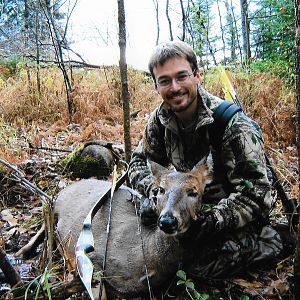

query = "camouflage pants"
[[187, 225, 283, 279]]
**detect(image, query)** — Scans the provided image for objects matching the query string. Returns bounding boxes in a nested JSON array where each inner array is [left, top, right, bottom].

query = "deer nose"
[[159, 214, 178, 234]]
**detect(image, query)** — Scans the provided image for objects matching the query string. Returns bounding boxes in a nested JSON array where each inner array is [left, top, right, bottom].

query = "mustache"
[[167, 91, 185, 99]]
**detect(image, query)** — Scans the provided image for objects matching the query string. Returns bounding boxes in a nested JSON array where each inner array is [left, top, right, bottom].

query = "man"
[[128, 40, 293, 278]]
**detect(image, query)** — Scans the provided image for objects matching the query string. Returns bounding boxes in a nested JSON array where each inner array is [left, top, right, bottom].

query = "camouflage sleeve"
[[211, 112, 274, 231], [128, 109, 168, 197]]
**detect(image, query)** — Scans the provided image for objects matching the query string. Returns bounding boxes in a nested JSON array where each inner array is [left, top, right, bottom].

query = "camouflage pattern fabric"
[[184, 224, 282, 278], [128, 86, 283, 272]]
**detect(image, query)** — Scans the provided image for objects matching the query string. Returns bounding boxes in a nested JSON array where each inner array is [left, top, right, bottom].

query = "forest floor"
[[0, 119, 297, 300], [0, 67, 298, 299]]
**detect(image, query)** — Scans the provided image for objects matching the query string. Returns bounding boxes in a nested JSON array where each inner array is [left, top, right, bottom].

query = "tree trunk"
[[152, 0, 160, 45], [166, 0, 173, 41], [185, 0, 195, 48], [202, 0, 217, 66], [179, 0, 186, 41], [118, 0, 132, 163], [24, 0, 29, 28], [293, 0, 300, 298], [216, 0, 226, 63], [224, 0, 237, 62], [35, 9, 41, 96], [240, 0, 251, 65], [230, 0, 243, 62], [40, 0, 75, 123]]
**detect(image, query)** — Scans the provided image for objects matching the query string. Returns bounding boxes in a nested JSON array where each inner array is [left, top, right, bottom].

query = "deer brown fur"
[[54, 157, 212, 299]]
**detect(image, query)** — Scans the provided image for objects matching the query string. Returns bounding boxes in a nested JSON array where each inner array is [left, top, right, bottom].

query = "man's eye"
[[158, 78, 171, 86], [176, 74, 189, 82]]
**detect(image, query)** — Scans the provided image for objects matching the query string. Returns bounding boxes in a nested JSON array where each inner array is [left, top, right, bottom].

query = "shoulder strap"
[[209, 100, 242, 149]]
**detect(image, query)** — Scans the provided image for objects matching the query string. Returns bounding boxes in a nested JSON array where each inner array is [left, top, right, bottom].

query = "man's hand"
[[191, 212, 217, 240], [140, 198, 158, 226], [178, 211, 217, 245]]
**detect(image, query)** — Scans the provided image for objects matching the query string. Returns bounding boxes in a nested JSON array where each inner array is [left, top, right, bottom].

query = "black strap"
[[209, 100, 242, 149]]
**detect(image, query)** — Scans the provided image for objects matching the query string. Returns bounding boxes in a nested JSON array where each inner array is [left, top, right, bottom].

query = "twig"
[[7, 276, 95, 299], [15, 224, 45, 258], [0, 247, 22, 287], [0, 159, 52, 201], [28, 143, 72, 153]]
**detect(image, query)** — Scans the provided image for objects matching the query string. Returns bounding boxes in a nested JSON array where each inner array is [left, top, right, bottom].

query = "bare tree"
[[179, 0, 186, 41], [40, 0, 76, 123], [204, 0, 217, 66], [185, 0, 196, 48], [39, 0, 82, 123], [166, 0, 174, 40], [293, 0, 300, 298], [216, 0, 226, 63], [240, 0, 251, 65], [230, 0, 243, 62], [34, 8, 42, 96], [152, 0, 160, 45], [118, 0, 132, 163], [224, 0, 238, 62]]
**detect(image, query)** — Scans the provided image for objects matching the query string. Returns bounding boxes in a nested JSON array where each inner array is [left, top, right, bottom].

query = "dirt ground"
[[0, 117, 297, 299]]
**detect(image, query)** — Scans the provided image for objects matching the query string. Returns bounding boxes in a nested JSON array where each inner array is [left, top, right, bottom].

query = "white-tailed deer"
[[22, 157, 212, 299]]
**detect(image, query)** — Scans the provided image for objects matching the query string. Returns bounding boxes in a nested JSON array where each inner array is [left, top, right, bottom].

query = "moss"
[[59, 144, 113, 179], [60, 144, 85, 168]]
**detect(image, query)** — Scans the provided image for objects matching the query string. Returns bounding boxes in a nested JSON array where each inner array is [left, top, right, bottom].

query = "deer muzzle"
[[158, 213, 178, 234]]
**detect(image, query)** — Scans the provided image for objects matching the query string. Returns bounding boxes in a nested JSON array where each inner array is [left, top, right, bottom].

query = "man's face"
[[153, 57, 200, 115]]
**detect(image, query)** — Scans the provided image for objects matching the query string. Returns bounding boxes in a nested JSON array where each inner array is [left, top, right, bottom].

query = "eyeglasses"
[[156, 70, 195, 88]]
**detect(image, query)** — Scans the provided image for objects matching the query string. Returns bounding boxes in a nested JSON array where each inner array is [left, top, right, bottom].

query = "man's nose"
[[169, 78, 181, 90]]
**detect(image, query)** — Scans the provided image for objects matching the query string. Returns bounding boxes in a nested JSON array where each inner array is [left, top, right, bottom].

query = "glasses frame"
[[156, 69, 196, 88]]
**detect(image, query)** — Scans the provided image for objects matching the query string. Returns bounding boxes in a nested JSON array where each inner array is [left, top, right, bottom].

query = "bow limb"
[[75, 160, 128, 299], [217, 65, 245, 111]]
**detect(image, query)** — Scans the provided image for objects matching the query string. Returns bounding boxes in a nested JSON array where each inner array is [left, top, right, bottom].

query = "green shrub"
[[250, 59, 294, 86], [0, 55, 25, 79]]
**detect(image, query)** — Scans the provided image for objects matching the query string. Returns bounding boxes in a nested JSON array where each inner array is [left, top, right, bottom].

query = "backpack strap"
[[209, 100, 242, 150]]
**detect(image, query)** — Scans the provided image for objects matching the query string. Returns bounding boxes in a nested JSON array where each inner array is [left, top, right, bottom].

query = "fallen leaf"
[[1, 209, 18, 226]]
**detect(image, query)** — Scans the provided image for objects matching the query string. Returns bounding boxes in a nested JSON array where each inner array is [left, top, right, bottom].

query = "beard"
[[166, 90, 197, 113]]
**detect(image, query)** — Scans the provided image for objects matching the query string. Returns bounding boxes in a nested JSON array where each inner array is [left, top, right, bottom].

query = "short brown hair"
[[148, 40, 198, 81]]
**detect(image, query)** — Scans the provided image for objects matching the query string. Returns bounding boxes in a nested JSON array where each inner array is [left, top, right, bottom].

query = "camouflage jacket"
[[129, 86, 274, 232]]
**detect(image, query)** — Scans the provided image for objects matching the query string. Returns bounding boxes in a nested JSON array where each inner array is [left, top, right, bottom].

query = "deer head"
[[148, 155, 213, 235]]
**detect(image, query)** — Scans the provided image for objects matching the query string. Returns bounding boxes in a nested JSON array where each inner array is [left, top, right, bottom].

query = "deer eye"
[[151, 188, 159, 196], [158, 187, 165, 194], [187, 190, 198, 197], [151, 187, 165, 197]]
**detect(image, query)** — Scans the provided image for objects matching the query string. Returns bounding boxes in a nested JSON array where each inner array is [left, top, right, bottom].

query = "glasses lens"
[[157, 78, 171, 87], [157, 71, 193, 87], [176, 74, 189, 82]]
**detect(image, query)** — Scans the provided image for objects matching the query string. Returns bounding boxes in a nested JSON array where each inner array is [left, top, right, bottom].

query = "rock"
[[60, 144, 114, 179]]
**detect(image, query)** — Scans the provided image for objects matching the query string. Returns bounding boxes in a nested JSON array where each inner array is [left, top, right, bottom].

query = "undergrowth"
[[0, 64, 297, 197], [0, 63, 297, 299], [0, 65, 295, 145]]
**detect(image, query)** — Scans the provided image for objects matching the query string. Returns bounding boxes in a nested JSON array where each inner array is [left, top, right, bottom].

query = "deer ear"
[[148, 160, 168, 177], [191, 154, 213, 185]]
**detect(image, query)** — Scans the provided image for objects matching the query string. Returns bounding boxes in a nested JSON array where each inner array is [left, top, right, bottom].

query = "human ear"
[[194, 69, 202, 84], [155, 83, 160, 94]]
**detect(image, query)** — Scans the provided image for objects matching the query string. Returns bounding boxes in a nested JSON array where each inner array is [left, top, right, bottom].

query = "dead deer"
[[20, 157, 212, 299]]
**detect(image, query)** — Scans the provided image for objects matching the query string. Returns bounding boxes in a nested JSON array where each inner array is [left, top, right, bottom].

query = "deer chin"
[[162, 231, 178, 237], [177, 223, 189, 235]]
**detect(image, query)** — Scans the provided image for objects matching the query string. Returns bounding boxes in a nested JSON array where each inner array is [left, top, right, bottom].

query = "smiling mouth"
[[168, 92, 186, 101]]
